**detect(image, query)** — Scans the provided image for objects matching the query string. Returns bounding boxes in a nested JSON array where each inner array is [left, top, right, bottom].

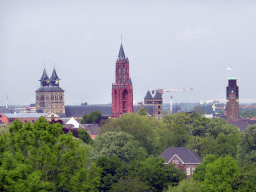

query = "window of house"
[[158, 111, 160, 114], [186, 167, 190, 175], [173, 160, 179, 164], [192, 167, 196, 175]]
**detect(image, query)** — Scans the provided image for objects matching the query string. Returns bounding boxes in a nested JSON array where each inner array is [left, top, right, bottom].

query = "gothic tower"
[[111, 44, 133, 118], [35, 68, 65, 114], [226, 77, 239, 122]]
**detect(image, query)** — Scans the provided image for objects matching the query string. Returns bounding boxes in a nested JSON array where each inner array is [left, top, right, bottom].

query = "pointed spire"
[[50, 68, 60, 86], [118, 44, 125, 58], [144, 90, 153, 99], [40, 68, 49, 81], [154, 90, 162, 99], [39, 68, 49, 87], [50, 68, 59, 81]]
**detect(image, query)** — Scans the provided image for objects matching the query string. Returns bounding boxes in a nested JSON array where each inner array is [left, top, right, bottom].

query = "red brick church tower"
[[111, 44, 133, 118]]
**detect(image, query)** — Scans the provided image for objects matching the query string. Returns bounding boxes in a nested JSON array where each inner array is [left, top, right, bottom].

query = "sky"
[[1, 0, 256, 106]]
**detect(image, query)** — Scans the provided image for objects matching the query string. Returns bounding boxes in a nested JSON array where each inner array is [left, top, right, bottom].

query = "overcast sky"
[[1, 0, 256, 106]]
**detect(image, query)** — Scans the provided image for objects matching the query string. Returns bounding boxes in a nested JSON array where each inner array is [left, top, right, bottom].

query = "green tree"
[[0, 124, 9, 136], [163, 110, 168, 116], [192, 106, 204, 115], [81, 111, 102, 124], [169, 123, 190, 147], [78, 128, 93, 145], [111, 176, 150, 192], [0, 117, 101, 191], [131, 156, 185, 192], [237, 124, 256, 166], [166, 178, 203, 192], [231, 164, 256, 191], [193, 154, 217, 181], [203, 156, 240, 192], [96, 155, 122, 192], [137, 108, 148, 116], [91, 131, 147, 163], [0, 151, 54, 192], [240, 110, 256, 118], [100, 113, 161, 155]]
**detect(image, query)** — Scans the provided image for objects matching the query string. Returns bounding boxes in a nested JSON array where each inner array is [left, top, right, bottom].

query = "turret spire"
[[50, 68, 60, 86], [118, 44, 125, 58], [39, 68, 50, 87]]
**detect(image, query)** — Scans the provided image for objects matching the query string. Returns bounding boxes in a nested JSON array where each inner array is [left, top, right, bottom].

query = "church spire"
[[50, 68, 60, 86], [39, 68, 49, 87], [118, 44, 125, 58]]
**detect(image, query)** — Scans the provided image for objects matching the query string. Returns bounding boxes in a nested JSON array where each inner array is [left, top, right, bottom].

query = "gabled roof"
[[133, 105, 154, 116], [66, 117, 80, 128], [154, 90, 162, 99], [35, 86, 64, 92], [160, 147, 202, 164], [80, 124, 100, 135], [65, 104, 112, 117], [118, 44, 125, 58], [40, 68, 49, 81], [144, 90, 153, 99]]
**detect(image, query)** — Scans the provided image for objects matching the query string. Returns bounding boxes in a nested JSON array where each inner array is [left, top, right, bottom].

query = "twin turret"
[[39, 68, 60, 87]]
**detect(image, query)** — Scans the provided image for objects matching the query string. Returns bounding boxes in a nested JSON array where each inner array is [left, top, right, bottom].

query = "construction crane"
[[151, 88, 193, 111]]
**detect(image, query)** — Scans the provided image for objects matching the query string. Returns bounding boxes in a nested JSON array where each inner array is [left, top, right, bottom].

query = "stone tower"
[[111, 44, 133, 118], [226, 77, 239, 122], [153, 90, 163, 119], [35, 68, 65, 114]]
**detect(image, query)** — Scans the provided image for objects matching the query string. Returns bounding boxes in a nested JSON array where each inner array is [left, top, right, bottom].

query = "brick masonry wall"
[[227, 92, 239, 122], [169, 156, 199, 177]]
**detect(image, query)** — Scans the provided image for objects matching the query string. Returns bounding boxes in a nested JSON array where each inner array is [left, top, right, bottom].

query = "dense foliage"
[[0, 117, 101, 191], [81, 110, 102, 124], [1, 110, 255, 191]]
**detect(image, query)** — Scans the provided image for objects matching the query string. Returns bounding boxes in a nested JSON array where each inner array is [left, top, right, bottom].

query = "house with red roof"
[[160, 147, 202, 177]]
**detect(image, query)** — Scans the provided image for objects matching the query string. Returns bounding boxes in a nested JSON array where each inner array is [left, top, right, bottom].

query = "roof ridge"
[[187, 147, 200, 162]]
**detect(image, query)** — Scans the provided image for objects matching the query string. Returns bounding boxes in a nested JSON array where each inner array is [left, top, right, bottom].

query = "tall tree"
[[91, 131, 147, 163], [237, 124, 256, 166], [100, 113, 161, 156], [81, 111, 102, 124], [203, 156, 240, 192], [0, 117, 101, 191], [78, 128, 93, 145]]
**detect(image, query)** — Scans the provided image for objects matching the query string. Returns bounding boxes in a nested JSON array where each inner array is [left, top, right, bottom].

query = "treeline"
[[0, 111, 256, 191]]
